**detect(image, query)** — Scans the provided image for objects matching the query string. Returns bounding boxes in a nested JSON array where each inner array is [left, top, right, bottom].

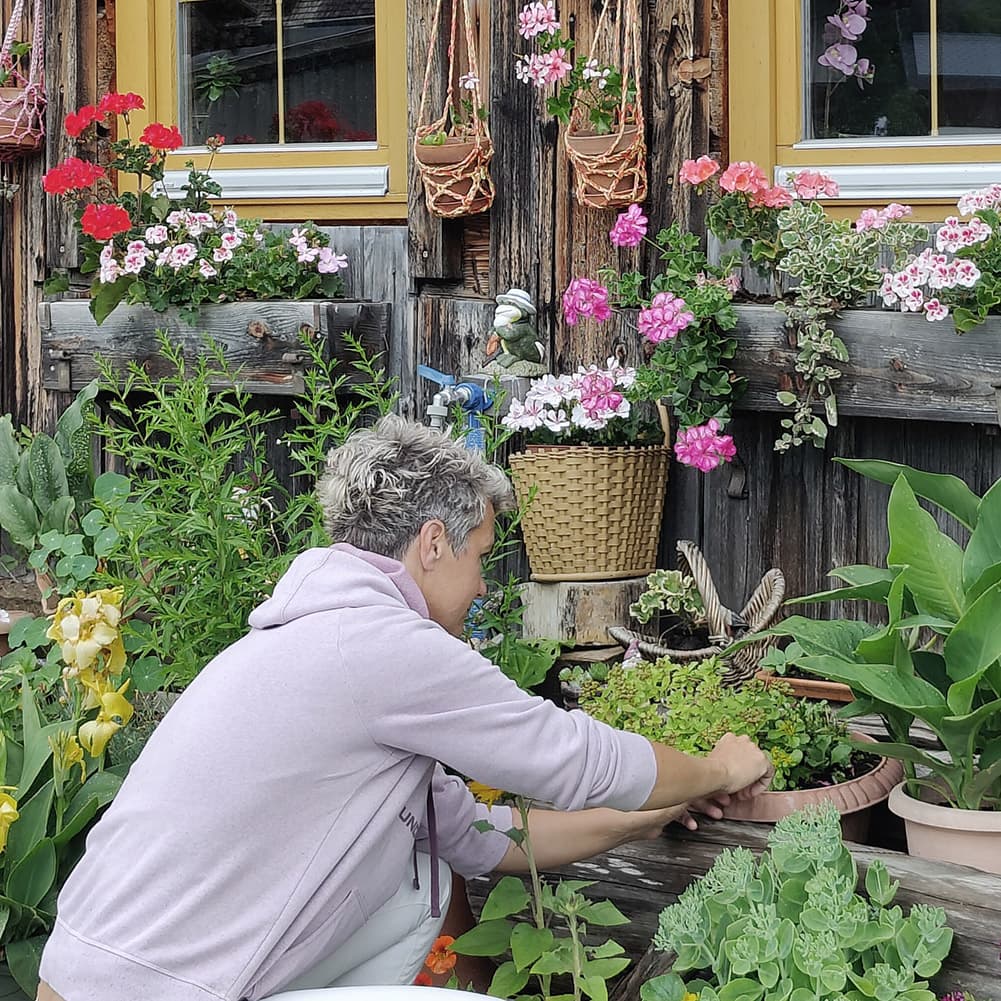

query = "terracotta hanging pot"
[[564, 123, 647, 209], [0, 86, 42, 152], [413, 135, 494, 217]]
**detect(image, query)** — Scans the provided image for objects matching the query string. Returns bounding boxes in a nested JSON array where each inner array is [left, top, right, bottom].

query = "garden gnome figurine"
[[480, 288, 547, 376]]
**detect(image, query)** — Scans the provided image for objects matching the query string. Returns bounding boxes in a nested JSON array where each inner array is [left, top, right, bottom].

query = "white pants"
[[264, 853, 453, 999]]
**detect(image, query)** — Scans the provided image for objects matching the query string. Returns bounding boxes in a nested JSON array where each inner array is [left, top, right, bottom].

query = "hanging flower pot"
[[0, 0, 46, 159], [564, 115, 647, 209], [413, 133, 494, 218], [413, 0, 494, 219]]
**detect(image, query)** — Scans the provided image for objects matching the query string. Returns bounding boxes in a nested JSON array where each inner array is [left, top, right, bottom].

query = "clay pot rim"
[[722, 732, 904, 822], [887, 781, 1001, 831]]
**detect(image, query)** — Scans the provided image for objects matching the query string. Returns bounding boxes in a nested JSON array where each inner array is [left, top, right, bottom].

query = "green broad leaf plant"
[[734, 458, 1001, 811], [452, 798, 633, 1001], [642, 804, 953, 1001]]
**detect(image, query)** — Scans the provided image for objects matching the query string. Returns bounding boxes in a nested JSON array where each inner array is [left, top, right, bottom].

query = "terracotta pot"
[[887, 781, 1001, 875], [0, 608, 32, 657], [754, 668, 854, 703], [722, 733, 904, 842], [414, 136, 493, 216], [564, 124, 645, 208], [0, 86, 42, 151]]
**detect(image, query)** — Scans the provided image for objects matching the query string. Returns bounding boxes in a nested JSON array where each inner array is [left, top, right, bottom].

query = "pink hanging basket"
[[0, 0, 46, 160]]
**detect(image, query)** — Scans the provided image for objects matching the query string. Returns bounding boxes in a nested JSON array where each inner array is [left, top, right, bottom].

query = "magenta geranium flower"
[[637, 292, 695, 343], [562, 278, 612, 325], [674, 419, 737, 472], [609, 204, 648, 248]]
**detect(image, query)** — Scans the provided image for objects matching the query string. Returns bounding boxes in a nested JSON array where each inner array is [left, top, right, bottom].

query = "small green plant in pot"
[[735, 458, 1001, 872], [642, 803, 953, 1001]]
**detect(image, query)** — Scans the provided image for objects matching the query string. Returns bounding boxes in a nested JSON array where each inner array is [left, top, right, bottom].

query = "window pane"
[[177, 0, 376, 146], [805, 0, 1001, 140]]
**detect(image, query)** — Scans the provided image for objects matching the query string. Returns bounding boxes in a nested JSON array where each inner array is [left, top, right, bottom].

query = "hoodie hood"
[[248, 543, 429, 629]]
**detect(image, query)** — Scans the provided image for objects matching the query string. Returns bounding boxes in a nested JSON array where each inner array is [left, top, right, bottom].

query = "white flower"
[[144, 225, 169, 245], [459, 72, 479, 91], [222, 209, 239, 228], [198, 259, 218, 279], [317, 248, 348, 274], [122, 251, 148, 275], [213, 246, 234, 263]]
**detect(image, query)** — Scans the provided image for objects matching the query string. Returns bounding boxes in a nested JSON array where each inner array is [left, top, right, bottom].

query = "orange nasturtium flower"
[[412, 972, 433, 987], [0, 791, 20, 854], [425, 935, 457, 975], [467, 781, 505, 808]]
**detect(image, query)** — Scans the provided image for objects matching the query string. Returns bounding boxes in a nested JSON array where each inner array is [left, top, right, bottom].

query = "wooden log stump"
[[520, 577, 646, 646]]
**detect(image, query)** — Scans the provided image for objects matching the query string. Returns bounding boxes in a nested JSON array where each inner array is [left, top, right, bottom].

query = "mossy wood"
[[38, 299, 391, 396]]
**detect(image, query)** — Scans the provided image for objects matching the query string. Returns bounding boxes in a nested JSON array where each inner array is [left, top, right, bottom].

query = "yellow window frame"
[[116, 1, 407, 221], [728, 0, 1001, 220]]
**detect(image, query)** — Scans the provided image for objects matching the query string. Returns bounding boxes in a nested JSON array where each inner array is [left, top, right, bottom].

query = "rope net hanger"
[[564, 0, 647, 209], [414, 0, 495, 218], [0, 0, 46, 160]]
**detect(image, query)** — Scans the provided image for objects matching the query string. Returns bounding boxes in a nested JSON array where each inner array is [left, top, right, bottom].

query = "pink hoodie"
[[40, 544, 656, 1000]]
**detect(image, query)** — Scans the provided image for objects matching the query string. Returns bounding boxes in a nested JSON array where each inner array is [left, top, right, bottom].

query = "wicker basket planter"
[[509, 445, 669, 582]]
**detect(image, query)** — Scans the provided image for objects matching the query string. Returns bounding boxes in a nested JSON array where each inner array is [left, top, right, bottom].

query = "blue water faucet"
[[418, 365, 493, 452]]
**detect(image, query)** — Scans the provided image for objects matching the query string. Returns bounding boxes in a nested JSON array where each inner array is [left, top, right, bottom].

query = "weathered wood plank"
[[729, 305, 1001, 423], [38, 299, 391, 395], [520, 578, 648, 646], [471, 819, 1001, 1001]]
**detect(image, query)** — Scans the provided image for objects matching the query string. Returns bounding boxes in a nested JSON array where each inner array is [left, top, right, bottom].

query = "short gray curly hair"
[[317, 415, 516, 559]]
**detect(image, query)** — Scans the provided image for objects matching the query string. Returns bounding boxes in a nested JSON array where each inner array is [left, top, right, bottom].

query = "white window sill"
[[773, 162, 1001, 201], [159, 165, 389, 201]]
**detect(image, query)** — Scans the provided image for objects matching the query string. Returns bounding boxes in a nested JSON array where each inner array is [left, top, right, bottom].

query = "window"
[[729, 0, 1001, 216], [116, 1, 407, 221]]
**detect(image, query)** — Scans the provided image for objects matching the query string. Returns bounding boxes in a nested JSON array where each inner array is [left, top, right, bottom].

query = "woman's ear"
[[416, 519, 448, 570]]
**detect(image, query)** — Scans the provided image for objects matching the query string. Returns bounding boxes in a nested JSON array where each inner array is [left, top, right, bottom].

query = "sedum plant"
[[736, 458, 1001, 811], [643, 804, 953, 1001]]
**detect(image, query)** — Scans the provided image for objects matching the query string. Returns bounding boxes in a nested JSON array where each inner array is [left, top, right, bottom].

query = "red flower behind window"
[[80, 203, 131, 241]]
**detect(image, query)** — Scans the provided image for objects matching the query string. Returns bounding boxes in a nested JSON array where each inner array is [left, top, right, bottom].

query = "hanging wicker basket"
[[509, 445, 670, 582], [607, 539, 786, 686]]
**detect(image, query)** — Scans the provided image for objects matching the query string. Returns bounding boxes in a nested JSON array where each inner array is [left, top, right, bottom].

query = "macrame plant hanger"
[[564, 0, 647, 209], [0, 0, 46, 162], [414, 0, 495, 218]]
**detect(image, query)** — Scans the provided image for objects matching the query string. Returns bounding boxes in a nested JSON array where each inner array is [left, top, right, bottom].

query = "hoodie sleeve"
[[341, 612, 657, 813], [415, 766, 514, 878]]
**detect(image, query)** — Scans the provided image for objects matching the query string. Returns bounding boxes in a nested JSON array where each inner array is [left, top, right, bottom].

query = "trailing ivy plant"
[[642, 803, 953, 1001]]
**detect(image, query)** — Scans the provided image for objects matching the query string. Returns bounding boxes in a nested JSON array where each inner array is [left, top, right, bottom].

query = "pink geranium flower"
[[679, 155, 720, 186], [637, 292, 695, 343], [719, 161, 768, 195], [750, 185, 793, 209], [609, 204, 648, 248], [792, 170, 840, 199], [562, 278, 612, 325], [674, 419, 737, 472]]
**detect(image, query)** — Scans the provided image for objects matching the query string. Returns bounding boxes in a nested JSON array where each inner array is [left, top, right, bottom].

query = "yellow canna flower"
[[49, 730, 87, 793], [79, 681, 134, 758], [467, 781, 506, 808], [683, 994, 700, 1001], [0, 791, 20, 854]]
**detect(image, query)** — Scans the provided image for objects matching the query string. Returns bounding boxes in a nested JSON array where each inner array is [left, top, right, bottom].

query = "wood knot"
[[246, 319, 271, 340], [889, 357, 906, 372]]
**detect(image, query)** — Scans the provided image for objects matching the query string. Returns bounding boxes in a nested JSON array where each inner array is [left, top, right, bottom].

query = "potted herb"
[[643, 803, 954, 1001], [577, 657, 902, 840], [738, 457, 1001, 873]]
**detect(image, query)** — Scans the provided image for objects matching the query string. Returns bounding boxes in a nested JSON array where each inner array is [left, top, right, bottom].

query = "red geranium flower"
[[424, 935, 457, 976], [64, 105, 100, 139], [80, 203, 132, 241], [140, 122, 184, 151], [42, 157, 106, 195], [97, 92, 145, 116]]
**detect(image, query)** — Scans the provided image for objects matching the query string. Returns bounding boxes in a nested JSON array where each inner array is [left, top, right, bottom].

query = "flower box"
[[38, 298, 391, 396], [728, 304, 1001, 424]]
